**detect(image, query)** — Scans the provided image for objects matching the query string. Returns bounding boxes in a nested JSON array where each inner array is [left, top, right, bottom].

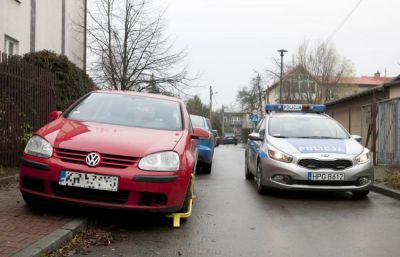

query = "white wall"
[[0, 0, 31, 54], [65, 0, 85, 69], [35, 0, 62, 54], [0, 0, 85, 69]]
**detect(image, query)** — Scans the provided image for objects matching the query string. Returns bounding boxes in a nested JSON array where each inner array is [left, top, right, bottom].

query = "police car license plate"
[[308, 172, 345, 181], [59, 170, 119, 191]]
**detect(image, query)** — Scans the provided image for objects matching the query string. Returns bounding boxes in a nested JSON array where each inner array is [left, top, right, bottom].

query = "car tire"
[[203, 162, 212, 174], [22, 194, 41, 209], [352, 190, 370, 198], [256, 161, 266, 194], [179, 186, 192, 213], [245, 154, 254, 180], [178, 177, 194, 225]]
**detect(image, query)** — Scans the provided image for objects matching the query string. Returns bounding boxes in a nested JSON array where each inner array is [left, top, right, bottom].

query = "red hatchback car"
[[20, 91, 206, 213]]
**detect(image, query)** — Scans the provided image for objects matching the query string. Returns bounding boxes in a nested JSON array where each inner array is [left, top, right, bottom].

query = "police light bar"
[[265, 104, 326, 113]]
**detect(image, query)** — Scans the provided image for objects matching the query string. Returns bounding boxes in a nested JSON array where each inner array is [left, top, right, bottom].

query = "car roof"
[[92, 90, 182, 103]]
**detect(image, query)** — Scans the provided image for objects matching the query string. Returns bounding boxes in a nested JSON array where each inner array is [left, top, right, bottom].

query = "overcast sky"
[[157, 0, 400, 109]]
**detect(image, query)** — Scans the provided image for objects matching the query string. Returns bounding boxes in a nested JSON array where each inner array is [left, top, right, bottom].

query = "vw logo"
[[86, 152, 101, 167]]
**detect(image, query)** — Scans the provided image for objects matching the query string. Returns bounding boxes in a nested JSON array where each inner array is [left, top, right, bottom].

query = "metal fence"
[[376, 98, 400, 166], [362, 97, 400, 166], [0, 51, 57, 167]]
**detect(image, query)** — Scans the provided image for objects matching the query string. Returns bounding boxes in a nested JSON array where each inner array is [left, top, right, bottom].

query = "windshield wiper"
[[272, 135, 288, 138]]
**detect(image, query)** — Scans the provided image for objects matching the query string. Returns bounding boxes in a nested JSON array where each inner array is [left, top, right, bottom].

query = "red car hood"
[[37, 118, 183, 157]]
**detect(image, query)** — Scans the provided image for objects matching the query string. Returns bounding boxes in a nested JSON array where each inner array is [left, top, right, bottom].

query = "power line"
[[326, 0, 364, 42]]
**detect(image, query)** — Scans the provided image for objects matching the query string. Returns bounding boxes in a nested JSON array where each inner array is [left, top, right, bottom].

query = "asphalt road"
[[74, 145, 400, 257]]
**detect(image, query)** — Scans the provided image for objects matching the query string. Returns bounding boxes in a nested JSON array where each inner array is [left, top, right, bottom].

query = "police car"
[[245, 104, 373, 198]]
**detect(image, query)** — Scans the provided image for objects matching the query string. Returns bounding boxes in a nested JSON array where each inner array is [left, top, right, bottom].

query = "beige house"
[[265, 66, 391, 104], [0, 0, 87, 70], [326, 75, 400, 165], [326, 75, 400, 138]]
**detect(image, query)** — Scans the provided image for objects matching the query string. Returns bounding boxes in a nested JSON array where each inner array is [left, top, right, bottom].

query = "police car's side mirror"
[[249, 132, 263, 141], [259, 129, 266, 141], [352, 135, 362, 143]]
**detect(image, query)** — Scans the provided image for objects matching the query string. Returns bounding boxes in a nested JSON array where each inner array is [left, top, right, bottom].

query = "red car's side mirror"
[[191, 127, 211, 139], [49, 111, 62, 121]]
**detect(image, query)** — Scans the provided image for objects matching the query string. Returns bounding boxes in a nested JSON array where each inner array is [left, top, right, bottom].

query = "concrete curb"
[[0, 174, 19, 186], [11, 218, 89, 257], [372, 184, 400, 200]]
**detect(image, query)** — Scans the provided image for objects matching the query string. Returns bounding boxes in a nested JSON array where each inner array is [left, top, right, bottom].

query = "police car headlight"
[[267, 144, 293, 163], [356, 149, 370, 164], [24, 135, 53, 158], [138, 151, 180, 171]]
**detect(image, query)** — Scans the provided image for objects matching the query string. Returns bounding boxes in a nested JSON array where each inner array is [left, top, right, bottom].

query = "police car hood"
[[267, 136, 364, 155]]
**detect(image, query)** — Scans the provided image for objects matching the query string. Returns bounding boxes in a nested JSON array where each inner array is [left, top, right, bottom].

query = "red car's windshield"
[[65, 93, 183, 131]]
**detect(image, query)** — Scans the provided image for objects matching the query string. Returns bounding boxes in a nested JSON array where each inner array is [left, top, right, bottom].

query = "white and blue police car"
[[245, 104, 373, 198]]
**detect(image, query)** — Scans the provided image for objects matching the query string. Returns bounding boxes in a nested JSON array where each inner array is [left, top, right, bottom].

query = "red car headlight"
[[138, 151, 180, 171], [24, 135, 53, 158]]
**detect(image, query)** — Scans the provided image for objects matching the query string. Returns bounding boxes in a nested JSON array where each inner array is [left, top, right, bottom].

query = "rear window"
[[65, 93, 183, 131], [269, 116, 349, 139]]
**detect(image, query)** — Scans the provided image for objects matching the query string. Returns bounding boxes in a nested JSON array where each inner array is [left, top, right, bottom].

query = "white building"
[[0, 0, 86, 70]]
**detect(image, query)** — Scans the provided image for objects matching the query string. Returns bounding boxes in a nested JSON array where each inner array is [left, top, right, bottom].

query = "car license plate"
[[308, 172, 345, 181], [59, 170, 119, 191]]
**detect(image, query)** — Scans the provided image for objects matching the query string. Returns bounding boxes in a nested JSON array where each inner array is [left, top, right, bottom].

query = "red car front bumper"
[[20, 154, 191, 212]]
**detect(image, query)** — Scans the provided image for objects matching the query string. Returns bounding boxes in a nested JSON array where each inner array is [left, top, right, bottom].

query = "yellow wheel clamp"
[[166, 173, 196, 228]]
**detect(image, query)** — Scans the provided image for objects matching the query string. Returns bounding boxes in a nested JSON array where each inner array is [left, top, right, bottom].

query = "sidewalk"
[[371, 166, 400, 200], [0, 182, 86, 257]]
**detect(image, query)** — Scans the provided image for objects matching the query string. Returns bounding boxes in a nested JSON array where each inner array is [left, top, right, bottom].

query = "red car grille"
[[54, 148, 139, 169]]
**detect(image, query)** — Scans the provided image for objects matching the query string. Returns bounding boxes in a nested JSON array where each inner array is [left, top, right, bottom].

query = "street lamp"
[[277, 49, 288, 104]]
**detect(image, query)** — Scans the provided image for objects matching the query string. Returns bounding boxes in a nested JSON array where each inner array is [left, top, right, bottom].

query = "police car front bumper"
[[260, 155, 374, 192]]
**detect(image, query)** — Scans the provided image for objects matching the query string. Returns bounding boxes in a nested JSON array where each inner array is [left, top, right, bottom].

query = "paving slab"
[[0, 183, 86, 257]]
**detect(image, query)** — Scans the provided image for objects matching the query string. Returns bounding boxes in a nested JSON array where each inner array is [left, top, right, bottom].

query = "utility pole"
[[221, 105, 225, 136], [277, 49, 288, 104], [209, 86, 213, 121], [256, 74, 263, 117]]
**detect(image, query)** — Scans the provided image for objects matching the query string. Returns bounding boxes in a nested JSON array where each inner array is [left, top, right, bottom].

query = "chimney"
[[374, 70, 381, 78]]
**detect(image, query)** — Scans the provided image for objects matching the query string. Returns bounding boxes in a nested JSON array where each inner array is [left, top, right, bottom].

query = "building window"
[[4, 35, 19, 55], [232, 116, 241, 122]]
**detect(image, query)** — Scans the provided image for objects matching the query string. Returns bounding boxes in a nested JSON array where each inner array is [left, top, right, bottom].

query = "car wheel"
[[203, 162, 212, 174], [256, 162, 266, 194], [352, 190, 370, 198], [178, 176, 194, 225], [22, 194, 41, 209], [245, 154, 254, 180], [179, 185, 192, 213]]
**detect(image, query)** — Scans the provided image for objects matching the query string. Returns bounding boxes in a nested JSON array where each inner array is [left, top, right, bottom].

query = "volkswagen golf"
[[20, 91, 208, 212]]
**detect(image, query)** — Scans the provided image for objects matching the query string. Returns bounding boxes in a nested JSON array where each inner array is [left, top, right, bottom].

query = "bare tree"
[[292, 39, 353, 103], [87, 0, 191, 94], [265, 40, 353, 104], [236, 73, 265, 115]]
